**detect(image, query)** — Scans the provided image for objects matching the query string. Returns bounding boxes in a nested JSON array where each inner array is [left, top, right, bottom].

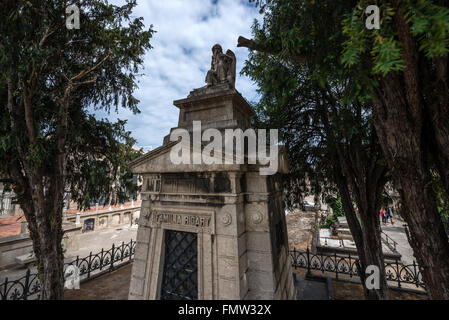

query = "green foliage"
[[320, 197, 346, 229], [331, 197, 346, 218], [406, 0, 449, 57], [439, 205, 449, 218], [244, 0, 449, 297], [341, 0, 449, 75], [371, 36, 405, 74], [0, 0, 152, 211], [431, 170, 449, 218], [242, 0, 386, 210], [66, 115, 143, 210]]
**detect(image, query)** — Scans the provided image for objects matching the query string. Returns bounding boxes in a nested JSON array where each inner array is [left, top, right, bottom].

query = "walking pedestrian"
[[380, 207, 387, 226], [387, 207, 394, 225]]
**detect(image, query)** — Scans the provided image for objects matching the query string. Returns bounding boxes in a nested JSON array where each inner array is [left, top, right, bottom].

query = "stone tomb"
[[128, 44, 294, 300]]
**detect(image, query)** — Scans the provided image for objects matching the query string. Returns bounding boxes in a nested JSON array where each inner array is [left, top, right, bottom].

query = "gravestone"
[[128, 44, 295, 300]]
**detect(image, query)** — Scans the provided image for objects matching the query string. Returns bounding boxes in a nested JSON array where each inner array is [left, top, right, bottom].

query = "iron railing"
[[0, 239, 136, 300], [290, 248, 425, 291], [1, 240, 426, 300], [381, 231, 398, 253]]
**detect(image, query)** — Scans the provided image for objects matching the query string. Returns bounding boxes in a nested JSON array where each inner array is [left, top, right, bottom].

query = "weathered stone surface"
[[247, 251, 274, 272], [286, 209, 318, 251], [15, 252, 36, 265], [128, 45, 293, 300], [129, 275, 145, 297], [246, 231, 272, 252]]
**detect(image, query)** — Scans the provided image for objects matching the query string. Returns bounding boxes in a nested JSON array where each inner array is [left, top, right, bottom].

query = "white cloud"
[[102, 0, 261, 148]]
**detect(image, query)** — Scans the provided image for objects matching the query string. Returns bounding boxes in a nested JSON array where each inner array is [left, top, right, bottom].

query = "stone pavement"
[[64, 263, 333, 300], [68, 224, 137, 258], [0, 224, 137, 283], [64, 263, 132, 300], [332, 280, 427, 300], [381, 217, 416, 266], [294, 274, 331, 300], [63, 264, 427, 300]]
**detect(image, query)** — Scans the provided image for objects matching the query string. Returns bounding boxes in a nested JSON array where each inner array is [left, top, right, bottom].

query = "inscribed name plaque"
[[155, 213, 212, 229]]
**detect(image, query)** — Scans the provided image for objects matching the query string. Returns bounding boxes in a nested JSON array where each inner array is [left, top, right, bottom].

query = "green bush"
[[319, 197, 345, 229]]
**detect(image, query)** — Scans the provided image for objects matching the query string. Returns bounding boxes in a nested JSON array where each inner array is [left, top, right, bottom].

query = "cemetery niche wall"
[[128, 44, 295, 300]]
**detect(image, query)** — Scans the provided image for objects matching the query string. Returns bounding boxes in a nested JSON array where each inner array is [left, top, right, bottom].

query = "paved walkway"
[[64, 264, 132, 300], [65, 264, 333, 300], [68, 224, 137, 258], [294, 274, 330, 300], [0, 224, 137, 283], [381, 217, 416, 266]]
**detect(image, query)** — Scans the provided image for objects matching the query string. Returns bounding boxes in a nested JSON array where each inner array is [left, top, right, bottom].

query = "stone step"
[[337, 228, 351, 235], [337, 216, 348, 228], [319, 228, 332, 238], [15, 252, 36, 266], [338, 234, 354, 240]]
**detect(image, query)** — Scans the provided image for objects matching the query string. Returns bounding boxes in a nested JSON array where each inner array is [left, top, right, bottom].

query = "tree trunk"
[[372, 73, 449, 299], [426, 56, 449, 195], [334, 172, 374, 298], [322, 98, 388, 299], [396, 178, 449, 299], [336, 180, 365, 258], [359, 199, 389, 300], [336, 169, 389, 299], [38, 236, 65, 300], [19, 182, 65, 300], [351, 149, 389, 300]]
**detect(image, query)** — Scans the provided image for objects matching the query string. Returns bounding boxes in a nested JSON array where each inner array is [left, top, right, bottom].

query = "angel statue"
[[205, 44, 236, 88]]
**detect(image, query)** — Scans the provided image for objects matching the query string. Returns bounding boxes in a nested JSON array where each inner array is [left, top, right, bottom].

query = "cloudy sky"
[[101, 0, 262, 150]]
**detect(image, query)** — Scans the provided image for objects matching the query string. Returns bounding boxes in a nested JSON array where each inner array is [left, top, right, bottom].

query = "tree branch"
[[23, 85, 36, 143], [70, 53, 110, 82], [39, 28, 55, 48], [74, 77, 97, 87], [237, 36, 307, 62], [7, 81, 15, 129]]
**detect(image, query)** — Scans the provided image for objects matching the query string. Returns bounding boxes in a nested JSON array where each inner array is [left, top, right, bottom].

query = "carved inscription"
[[155, 212, 211, 228]]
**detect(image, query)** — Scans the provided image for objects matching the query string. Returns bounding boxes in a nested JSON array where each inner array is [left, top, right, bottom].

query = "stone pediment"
[[129, 140, 245, 174], [130, 139, 289, 175]]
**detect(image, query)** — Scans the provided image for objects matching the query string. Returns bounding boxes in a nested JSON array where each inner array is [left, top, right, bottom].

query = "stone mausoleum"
[[128, 44, 294, 300]]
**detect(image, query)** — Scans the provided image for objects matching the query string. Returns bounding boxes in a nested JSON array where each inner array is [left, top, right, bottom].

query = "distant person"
[[380, 207, 387, 226], [387, 207, 394, 225]]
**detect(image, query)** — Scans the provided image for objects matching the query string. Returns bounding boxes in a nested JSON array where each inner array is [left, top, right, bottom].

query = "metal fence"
[[0, 239, 136, 300], [1, 240, 426, 300], [381, 230, 398, 253], [290, 248, 426, 291]]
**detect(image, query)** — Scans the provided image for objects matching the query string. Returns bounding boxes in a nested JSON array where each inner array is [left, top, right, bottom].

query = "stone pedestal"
[[75, 212, 81, 226], [128, 81, 294, 300]]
